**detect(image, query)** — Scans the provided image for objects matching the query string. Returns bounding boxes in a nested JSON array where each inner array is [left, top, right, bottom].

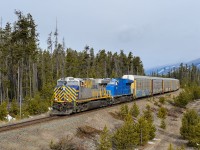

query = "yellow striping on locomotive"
[[65, 87, 77, 99], [84, 80, 93, 88], [66, 86, 77, 96], [53, 85, 78, 103]]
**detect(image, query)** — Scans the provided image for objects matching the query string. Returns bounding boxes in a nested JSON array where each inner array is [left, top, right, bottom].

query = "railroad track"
[[0, 116, 61, 133]]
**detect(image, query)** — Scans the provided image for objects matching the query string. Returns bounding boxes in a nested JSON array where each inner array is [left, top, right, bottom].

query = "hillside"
[[145, 58, 200, 75], [1, 91, 200, 150]]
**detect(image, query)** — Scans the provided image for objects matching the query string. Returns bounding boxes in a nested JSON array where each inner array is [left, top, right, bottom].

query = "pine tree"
[[130, 102, 140, 118], [119, 104, 129, 119], [180, 109, 200, 139], [168, 143, 174, 150], [187, 122, 200, 147], [98, 126, 112, 150], [176, 145, 185, 150], [160, 119, 166, 129], [0, 11, 146, 120], [143, 105, 156, 140], [174, 89, 192, 108], [143, 104, 153, 123], [113, 114, 139, 149], [136, 116, 150, 145], [157, 107, 167, 119]]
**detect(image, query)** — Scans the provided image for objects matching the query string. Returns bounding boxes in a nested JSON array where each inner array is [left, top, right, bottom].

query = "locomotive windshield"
[[67, 81, 79, 86], [57, 81, 67, 86], [108, 81, 118, 85]]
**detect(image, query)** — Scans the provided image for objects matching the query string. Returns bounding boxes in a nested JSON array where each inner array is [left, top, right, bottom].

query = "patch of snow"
[[171, 65, 175, 68], [158, 69, 164, 74], [148, 141, 155, 145], [153, 138, 161, 141], [5, 114, 16, 121]]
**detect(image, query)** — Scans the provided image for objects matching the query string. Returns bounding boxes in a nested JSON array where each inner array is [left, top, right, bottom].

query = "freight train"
[[51, 75, 180, 115]]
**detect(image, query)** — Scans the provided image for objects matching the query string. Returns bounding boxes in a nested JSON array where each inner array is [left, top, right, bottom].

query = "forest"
[[0, 11, 144, 118]]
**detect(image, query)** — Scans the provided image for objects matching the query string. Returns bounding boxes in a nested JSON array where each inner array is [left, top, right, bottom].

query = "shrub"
[[159, 97, 165, 104], [174, 85, 200, 108], [24, 93, 49, 116], [174, 90, 191, 108], [49, 136, 76, 150], [154, 101, 159, 106], [76, 125, 102, 138], [157, 107, 167, 119], [190, 85, 200, 100], [9, 99, 19, 117], [0, 102, 8, 121]]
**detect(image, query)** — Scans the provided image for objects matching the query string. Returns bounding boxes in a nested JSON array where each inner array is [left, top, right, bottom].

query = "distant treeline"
[[151, 64, 200, 87], [0, 11, 144, 104]]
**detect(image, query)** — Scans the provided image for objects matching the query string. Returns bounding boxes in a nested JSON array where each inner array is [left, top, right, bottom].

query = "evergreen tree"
[[168, 143, 174, 150], [159, 97, 165, 104], [113, 114, 139, 149], [136, 116, 150, 145], [130, 102, 140, 118], [0, 11, 145, 119], [180, 109, 200, 139], [160, 119, 166, 129], [174, 89, 192, 108], [180, 109, 200, 147], [157, 107, 167, 119], [143, 105, 156, 140], [176, 145, 185, 150], [187, 122, 200, 148], [98, 125, 112, 150], [119, 104, 129, 119], [143, 104, 153, 123]]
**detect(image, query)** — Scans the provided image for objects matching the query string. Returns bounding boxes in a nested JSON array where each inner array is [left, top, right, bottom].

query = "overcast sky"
[[1, 0, 200, 69]]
